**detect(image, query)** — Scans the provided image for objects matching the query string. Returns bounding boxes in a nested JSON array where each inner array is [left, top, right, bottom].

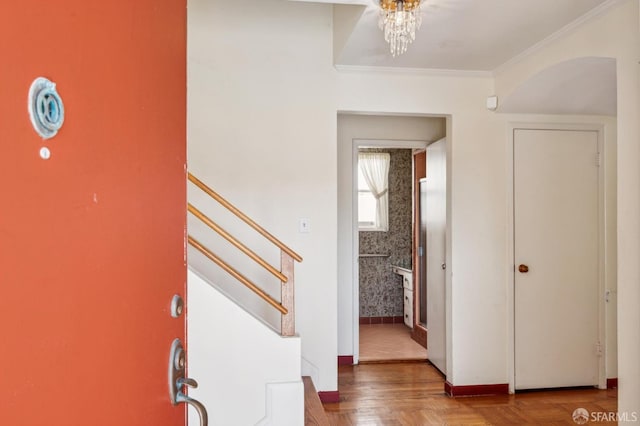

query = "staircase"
[[185, 173, 306, 425], [303, 377, 330, 426]]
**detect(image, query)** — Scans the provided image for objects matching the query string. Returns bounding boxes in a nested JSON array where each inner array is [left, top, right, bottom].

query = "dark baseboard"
[[359, 316, 405, 325], [444, 381, 509, 397], [338, 355, 354, 366], [444, 379, 618, 395], [318, 391, 340, 404]]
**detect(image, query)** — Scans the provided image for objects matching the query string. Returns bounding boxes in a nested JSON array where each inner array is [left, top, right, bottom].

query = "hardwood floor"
[[359, 324, 427, 363], [305, 376, 330, 426], [323, 363, 618, 425]]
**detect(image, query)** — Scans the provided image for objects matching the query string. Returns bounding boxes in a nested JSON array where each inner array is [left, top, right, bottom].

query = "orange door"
[[0, 1, 187, 425]]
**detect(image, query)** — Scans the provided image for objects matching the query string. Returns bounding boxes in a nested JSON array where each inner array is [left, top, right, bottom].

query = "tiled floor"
[[359, 323, 427, 362]]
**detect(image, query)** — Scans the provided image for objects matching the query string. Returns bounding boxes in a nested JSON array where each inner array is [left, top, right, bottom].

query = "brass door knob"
[[518, 264, 529, 273]]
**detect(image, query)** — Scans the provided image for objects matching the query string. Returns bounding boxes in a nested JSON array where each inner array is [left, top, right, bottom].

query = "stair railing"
[[187, 172, 302, 336]]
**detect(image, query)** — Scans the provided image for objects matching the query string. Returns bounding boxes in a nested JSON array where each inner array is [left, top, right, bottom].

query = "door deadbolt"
[[171, 295, 184, 318], [518, 264, 529, 273]]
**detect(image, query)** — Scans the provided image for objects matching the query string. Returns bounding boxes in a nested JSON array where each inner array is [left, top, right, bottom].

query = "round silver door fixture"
[[39, 147, 51, 160], [170, 294, 184, 318], [28, 77, 65, 139]]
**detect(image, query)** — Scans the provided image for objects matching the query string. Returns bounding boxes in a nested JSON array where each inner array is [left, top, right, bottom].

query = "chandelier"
[[378, 0, 422, 57]]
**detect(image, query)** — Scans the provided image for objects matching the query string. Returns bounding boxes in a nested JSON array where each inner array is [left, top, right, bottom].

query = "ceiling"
[[294, 0, 612, 72], [291, 0, 619, 115]]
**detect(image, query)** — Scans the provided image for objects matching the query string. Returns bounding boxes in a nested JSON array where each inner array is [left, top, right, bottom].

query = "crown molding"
[[493, 0, 628, 76], [288, 0, 370, 4], [334, 64, 493, 78]]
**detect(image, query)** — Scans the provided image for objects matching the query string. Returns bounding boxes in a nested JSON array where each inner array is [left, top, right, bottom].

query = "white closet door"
[[514, 129, 599, 389]]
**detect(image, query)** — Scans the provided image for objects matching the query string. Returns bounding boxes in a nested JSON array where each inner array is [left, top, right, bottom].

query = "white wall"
[[336, 74, 620, 388], [188, 0, 637, 404], [188, 270, 303, 426], [337, 114, 445, 356], [495, 0, 638, 411], [188, 0, 338, 392]]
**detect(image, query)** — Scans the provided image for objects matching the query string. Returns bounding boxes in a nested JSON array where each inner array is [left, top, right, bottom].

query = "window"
[[357, 166, 378, 228], [358, 152, 390, 231]]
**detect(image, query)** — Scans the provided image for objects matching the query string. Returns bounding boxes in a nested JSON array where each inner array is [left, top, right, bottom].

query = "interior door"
[[413, 151, 427, 325], [514, 129, 599, 390], [426, 138, 447, 374], [411, 150, 427, 347], [0, 1, 188, 425]]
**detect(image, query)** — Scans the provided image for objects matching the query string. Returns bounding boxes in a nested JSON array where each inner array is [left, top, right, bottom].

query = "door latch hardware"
[[168, 338, 208, 426], [518, 264, 529, 273]]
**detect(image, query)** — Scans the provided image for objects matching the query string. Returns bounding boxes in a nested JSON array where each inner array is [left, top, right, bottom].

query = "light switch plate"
[[299, 218, 311, 233]]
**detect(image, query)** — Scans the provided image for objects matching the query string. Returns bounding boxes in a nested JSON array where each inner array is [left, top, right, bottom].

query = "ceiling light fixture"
[[378, 0, 422, 57]]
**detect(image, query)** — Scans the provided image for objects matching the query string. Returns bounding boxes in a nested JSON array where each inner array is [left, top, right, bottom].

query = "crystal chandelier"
[[378, 0, 422, 57]]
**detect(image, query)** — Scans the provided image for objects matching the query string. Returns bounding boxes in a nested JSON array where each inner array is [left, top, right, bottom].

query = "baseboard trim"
[[444, 381, 509, 397], [338, 355, 354, 366], [607, 378, 618, 389], [318, 391, 340, 404], [359, 316, 405, 325]]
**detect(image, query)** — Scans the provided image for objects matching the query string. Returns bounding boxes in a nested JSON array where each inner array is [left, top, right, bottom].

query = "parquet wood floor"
[[323, 363, 618, 425]]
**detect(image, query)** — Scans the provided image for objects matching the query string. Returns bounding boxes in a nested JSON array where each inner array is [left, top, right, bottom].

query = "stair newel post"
[[281, 251, 295, 336]]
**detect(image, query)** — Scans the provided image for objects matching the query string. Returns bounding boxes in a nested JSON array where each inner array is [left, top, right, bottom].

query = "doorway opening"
[[356, 145, 427, 362], [353, 137, 448, 366]]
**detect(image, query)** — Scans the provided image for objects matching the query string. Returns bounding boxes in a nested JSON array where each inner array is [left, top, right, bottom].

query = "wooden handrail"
[[188, 235, 288, 315], [188, 203, 288, 283], [188, 172, 303, 263]]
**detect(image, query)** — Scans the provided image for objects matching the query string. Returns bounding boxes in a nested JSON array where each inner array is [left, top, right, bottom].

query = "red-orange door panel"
[[0, 1, 186, 425]]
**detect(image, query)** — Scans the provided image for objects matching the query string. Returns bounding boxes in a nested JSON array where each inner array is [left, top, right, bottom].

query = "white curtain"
[[359, 152, 390, 231]]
